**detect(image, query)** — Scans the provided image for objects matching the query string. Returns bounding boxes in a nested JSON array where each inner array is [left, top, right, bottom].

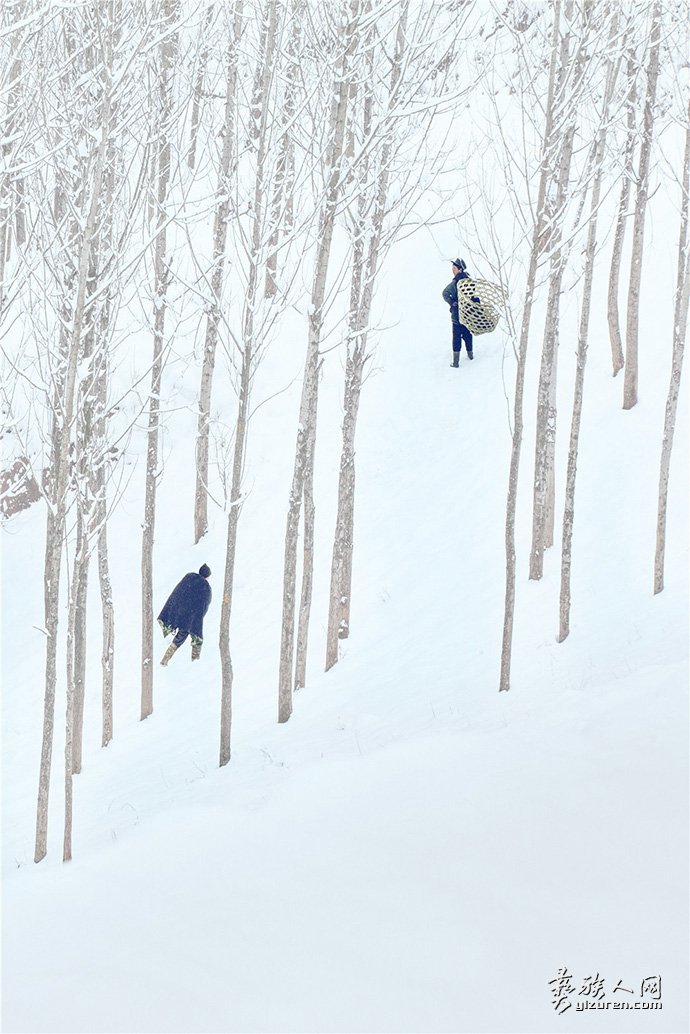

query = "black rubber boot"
[[451, 351, 459, 368]]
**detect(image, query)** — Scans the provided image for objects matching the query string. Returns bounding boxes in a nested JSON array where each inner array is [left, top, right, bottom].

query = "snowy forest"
[[2, 1, 688, 1032]]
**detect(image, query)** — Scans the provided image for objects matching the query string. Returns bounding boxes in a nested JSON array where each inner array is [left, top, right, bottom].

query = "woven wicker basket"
[[456, 278, 503, 336]]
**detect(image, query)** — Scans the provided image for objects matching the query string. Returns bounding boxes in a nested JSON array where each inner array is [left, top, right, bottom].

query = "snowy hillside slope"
[[2, 214, 689, 1032]]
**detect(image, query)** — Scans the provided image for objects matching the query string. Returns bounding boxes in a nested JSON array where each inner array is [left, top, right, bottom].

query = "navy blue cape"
[[158, 573, 211, 639]]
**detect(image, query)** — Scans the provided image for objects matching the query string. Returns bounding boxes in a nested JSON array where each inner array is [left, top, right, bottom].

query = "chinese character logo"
[[549, 969, 663, 1015], [549, 968, 576, 1015]]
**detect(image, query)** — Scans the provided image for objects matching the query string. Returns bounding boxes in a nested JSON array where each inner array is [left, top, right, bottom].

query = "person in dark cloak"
[[442, 258, 474, 367], [158, 564, 212, 665]]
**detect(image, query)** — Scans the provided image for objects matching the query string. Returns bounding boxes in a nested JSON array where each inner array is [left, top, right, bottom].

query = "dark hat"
[[199, 564, 211, 578], [451, 258, 466, 270]]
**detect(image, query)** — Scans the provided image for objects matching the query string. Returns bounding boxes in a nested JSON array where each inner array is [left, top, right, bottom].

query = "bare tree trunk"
[[218, 352, 250, 766], [623, 1, 661, 411], [319, 2, 413, 677], [81, 334, 116, 751], [654, 101, 690, 594], [64, 559, 76, 861], [146, 146, 157, 228], [71, 513, 89, 773], [94, 127, 118, 751], [194, 1, 243, 544], [325, 235, 366, 675], [187, 5, 214, 171], [36, 512, 63, 863], [294, 424, 316, 690], [70, 236, 101, 774], [278, 341, 317, 719], [219, 0, 277, 766], [325, 343, 362, 670], [529, 3, 590, 581], [35, 6, 114, 850], [249, 1, 270, 140], [63, 26, 117, 860], [559, 19, 620, 641], [0, 3, 26, 315], [0, 211, 7, 316], [500, 0, 562, 692], [607, 41, 636, 378], [217, 425, 244, 764], [278, 1, 359, 723], [266, 0, 299, 297], [323, 39, 371, 675], [141, 0, 179, 721], [37, 113, 110, 861], [99, 512, 115, 745], [35, 217, 72, 863], [93, 306, 116, 747], [0, 101, 18, 311], [324, 9, 387, 672], [14, 174, 26, 247], [543, 347, 559, 551]]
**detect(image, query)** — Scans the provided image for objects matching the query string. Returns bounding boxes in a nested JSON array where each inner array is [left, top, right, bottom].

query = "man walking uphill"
[[442, 258, 474, 367], [158, 564, 212, 665]]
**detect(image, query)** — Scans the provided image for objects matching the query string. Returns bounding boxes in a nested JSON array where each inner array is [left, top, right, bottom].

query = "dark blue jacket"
[[442, 270, 469, 326], [158, 573, 211, 640]]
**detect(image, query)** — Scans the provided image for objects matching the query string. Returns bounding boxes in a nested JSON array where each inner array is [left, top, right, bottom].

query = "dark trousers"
[[172, 628, 190, 648], [452, 322, 473, 355]]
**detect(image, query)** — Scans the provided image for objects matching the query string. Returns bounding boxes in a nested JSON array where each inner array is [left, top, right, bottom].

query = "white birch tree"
[[497, 1, 565, 691], [29, 7, 115, 862], [219, 0, 282, 766], [654, 95, 690, 594], [558, 8, 621, 641], [324, 0, 461, 672], [528, 0, 598, 581], [278, 0, 362, 723], [186, 4, 215, 172], [265, 0, 300, 298], [0, 0, 30, 317], [141, 0, 180, 722], [623, 0, 662, 411], [66, 0, 148, 765], [193, 2, 242, 545], [606, 26, 637, 379]]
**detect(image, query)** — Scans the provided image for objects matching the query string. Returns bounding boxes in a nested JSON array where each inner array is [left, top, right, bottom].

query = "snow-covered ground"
[[2, 213, 689, 1032]]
